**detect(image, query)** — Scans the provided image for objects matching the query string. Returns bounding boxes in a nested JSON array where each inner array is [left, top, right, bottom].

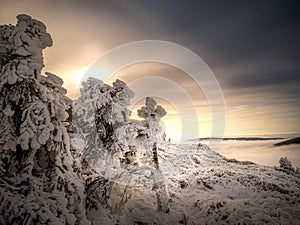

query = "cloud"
[[1, 0, 299, 136]]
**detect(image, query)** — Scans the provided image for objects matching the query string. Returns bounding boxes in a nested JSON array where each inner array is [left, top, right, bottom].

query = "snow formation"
[[72, 77, 169, 214], [0, 14, 89, 225]]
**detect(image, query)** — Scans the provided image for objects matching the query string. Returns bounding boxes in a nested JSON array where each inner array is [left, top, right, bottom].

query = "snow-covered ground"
[[85, 142, 300, 225]]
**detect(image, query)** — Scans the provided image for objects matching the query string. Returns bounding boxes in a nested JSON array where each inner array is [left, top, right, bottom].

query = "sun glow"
[[129, 98, 213, 142]]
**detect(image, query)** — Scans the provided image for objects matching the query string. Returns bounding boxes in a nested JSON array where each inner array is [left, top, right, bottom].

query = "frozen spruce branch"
[[0, 15, 90, 224]]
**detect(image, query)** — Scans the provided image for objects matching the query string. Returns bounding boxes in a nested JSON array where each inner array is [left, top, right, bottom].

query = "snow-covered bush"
[[0, 15, 90, 224], [279, 157, 295, 172]]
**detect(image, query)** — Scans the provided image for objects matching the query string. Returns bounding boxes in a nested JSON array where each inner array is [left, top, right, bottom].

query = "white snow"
[[82, 141, 300, 225]]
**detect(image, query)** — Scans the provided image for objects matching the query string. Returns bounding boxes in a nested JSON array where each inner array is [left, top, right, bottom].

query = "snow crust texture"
[[86, 142, 300, 225]]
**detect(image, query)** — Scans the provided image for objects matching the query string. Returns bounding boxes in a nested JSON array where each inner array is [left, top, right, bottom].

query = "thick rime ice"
[[73, 78, 167, 164], [0, 14, 52, 83], [72, 77, 170, 213], [0, 15, 89, 225], [137, 96, 167, 142]]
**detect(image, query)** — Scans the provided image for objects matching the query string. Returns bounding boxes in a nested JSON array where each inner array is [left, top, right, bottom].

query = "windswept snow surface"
[[85, 142, 300, 225]]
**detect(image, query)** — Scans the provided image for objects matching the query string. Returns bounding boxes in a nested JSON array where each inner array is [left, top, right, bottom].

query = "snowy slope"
[[86, 142, 300, 225]]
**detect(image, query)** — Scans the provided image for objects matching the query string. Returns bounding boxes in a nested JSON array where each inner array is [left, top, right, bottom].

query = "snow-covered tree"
[[279, 157, 294, 172], [72, 78, 136, 170], [137, 96, 167, 143], [0, 15, 90, 224]]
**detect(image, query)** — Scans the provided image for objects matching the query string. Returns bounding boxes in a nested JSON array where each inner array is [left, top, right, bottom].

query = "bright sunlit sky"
[[1, 0, 300, 140]]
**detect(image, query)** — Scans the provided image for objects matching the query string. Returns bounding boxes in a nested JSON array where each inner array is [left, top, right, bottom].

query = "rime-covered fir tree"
[[72, 78, 137, 170], [0, 15, 90, 224], [72, 77, 169, 214]]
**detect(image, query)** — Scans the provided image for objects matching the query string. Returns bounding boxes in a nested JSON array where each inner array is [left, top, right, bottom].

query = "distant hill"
[[193, 137, 284, 141], [273, 137, 300, 147]]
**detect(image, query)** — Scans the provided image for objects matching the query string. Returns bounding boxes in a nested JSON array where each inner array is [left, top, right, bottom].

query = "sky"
[[1, 0, 300, 139]]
